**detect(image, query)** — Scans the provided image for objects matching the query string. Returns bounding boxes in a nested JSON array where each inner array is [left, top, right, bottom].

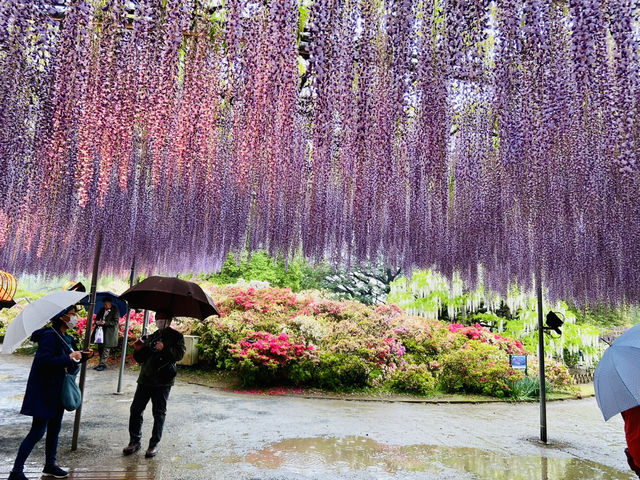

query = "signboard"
[[510, 354, 528, 371]]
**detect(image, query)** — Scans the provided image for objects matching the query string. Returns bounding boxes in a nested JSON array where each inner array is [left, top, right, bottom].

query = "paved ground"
[[0, 354, 635, 480]]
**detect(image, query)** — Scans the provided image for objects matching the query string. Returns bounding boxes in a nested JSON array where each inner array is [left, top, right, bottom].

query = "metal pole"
[[142, 310, 150, 337], [117, 258, 136, 393], [72, 230, 103, 451], [536, 271, 547, 444]]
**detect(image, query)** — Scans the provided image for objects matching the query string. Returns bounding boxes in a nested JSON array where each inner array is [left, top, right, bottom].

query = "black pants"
[[128, 384, 171, 448], [13, 410, 64, 472]]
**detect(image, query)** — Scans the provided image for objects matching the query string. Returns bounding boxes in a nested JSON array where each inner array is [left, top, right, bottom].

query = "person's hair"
[[51, 316, 64, 329]]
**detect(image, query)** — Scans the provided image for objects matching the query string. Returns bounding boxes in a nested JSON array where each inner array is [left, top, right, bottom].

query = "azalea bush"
[[386, 364, 436, 396], [439, 342, 525, 398], [229, 331, 315, 386], [189, 285, 548, 398]]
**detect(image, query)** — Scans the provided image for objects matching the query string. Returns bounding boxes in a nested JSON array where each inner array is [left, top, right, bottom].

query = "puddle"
[[241, 436, 632, 479]]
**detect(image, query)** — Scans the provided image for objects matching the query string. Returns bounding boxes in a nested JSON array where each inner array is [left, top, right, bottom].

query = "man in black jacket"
[[122, 312, 185, 458]]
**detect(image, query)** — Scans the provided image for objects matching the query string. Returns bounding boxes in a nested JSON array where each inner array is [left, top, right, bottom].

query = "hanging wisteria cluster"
[[0, 0, 639, 305]]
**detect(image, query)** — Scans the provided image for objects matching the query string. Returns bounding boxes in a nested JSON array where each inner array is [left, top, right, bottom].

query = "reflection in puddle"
[[243, 436, 631, 480]]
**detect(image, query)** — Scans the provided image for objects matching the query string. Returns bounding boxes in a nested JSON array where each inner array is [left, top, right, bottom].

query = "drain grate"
[[0, 467, 159, 479]]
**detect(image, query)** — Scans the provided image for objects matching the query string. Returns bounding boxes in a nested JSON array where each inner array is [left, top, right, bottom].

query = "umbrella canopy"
[[80, 291, 128, 318], [594, 324, 640, 421], [119, 276, 219, 320], [1, 291, 87, 354]]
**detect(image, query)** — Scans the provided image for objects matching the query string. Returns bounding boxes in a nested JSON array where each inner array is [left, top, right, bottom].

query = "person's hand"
[[70, 351, 82, 362], [154, 340, 164, 351], [96, 320, 105, 326], [133, 338, 144, 351]]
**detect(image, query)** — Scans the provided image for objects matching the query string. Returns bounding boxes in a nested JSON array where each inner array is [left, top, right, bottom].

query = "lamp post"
[[536, 272, 547, 444]]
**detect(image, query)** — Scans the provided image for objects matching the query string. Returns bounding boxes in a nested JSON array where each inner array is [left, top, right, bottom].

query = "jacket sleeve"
[[34, 333, 73, 369], [167, 332, 186, 363]]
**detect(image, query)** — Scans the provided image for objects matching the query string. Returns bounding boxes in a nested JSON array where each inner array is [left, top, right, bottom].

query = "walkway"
[[0, 354, 633, 480]]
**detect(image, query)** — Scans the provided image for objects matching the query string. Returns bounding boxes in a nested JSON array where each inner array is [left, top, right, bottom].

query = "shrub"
[[439, 341, 525, 397], [448, 323, 526, 355], [195, 317, 245, 368], [229, 331, 315, 386], [314, 353, 371, 390], [528, 357, 574, 390], [387, 364, 436, 396], [509, 376, 552, 400]]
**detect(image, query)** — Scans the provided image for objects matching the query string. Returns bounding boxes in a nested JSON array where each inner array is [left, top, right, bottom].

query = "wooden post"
[[72, 231, 103, 451]]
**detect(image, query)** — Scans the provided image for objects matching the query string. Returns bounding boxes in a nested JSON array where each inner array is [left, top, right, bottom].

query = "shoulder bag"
[[51, 328, 83, 411]]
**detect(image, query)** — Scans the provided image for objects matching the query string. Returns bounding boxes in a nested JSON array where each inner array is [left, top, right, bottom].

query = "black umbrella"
[[119, 276, 219, 320]]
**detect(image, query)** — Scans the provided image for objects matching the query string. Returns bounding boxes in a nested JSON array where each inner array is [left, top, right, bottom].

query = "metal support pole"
[[117, 258, 136, 393], [536, 272, 547, 444], [142, 310, 150, 337], [72, 230, 103, 451]]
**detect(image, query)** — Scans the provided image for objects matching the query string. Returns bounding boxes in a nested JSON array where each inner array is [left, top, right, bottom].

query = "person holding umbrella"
[[93, 298, 119, 371], [123, 311, 185, 458], [8, 306, 91, 480]]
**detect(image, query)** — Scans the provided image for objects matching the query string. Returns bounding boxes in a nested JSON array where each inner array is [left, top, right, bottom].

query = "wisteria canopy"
[[0, 0, 638, 305]]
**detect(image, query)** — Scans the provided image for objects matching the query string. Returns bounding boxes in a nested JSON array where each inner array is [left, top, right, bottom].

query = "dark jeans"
[[13, 411, 64, 472], [129, 384, 171, 448]]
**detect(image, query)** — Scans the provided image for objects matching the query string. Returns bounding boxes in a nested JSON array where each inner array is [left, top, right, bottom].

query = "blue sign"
[[510, 355, 527, 370]]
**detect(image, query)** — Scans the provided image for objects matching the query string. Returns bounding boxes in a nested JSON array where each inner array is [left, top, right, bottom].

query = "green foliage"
[[195, 317, 244, 369], [509, 377, 551, 401], [193, 285, 545, 397], [203, 251, 306, 291], [386, 364, 436, 396], [392, 269, 609, 367], [528, 357, 574, 390], [439, 342, 524, 398], [314, 353, 371, 391]]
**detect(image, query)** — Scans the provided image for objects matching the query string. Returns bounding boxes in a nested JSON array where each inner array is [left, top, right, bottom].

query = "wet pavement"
[[0, 354, 635, 480]]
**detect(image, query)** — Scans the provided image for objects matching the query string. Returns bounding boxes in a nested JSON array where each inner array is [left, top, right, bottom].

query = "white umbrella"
[[595, 323, 640, 421], [1, 291, 88, 354]]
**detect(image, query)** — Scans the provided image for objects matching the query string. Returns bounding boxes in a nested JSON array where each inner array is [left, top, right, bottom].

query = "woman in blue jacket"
[[8, 306, 88, 480]]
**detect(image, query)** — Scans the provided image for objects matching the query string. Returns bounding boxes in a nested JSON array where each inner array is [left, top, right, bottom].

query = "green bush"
[[386, 364, 436, 396], [509, 376, 552, 400], [439, 342, 524, 398], [289, 358, 315, 386], [314, 353, 371, 391], [195, 319, 244, 369]]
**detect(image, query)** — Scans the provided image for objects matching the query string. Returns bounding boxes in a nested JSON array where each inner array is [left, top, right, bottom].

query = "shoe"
[[145, 446, 158, 458], [42, 464, 69, 478], [95, 365, 106, 371], [122, 442, 141, 456], [8, 471, 28, 480]]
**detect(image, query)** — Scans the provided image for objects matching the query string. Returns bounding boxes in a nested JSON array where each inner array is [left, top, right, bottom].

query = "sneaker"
[[95, 365, 106, 371], [42, 464, 69, 478], [8, 471, 28, 480]]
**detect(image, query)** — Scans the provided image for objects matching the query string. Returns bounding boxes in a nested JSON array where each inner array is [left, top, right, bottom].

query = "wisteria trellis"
[[0, 0, 638, 305]]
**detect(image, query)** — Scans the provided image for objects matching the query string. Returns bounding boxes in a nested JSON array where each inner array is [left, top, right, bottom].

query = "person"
[[8, 306, 91, 480], [93, 298, 119, 371], [123, 312, 185, 458], [622, 406, 640, 478]]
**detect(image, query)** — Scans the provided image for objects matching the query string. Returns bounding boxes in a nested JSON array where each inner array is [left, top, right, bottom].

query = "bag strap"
[[50, 327, 74, 354]]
